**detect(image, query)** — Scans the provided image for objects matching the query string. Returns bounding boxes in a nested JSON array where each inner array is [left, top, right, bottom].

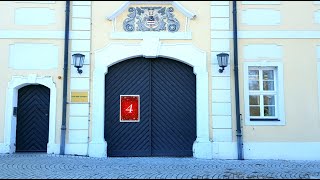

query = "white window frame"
[[248, 67, 278, 119], [316, 46, 320, 117], [244, 61, 285, 126], [318, 61, 320, 114]]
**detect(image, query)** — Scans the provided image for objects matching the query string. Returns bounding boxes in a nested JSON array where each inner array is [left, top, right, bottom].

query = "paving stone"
[[0, 153, 320, 179]]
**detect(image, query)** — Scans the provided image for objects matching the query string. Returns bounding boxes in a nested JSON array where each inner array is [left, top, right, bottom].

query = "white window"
[[244, 62, 285, 126], [316, 46, 320, 115], [318, 62, 320, 114]]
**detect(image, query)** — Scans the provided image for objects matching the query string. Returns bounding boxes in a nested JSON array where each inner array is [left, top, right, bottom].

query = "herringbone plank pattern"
[[105, 57, 196, 157], [16, 85, 50, 152]]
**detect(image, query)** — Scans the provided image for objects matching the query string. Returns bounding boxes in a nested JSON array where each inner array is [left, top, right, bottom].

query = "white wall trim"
[[9, 43, 59, 70], [5, 141, 320, 160], [211, 1, 230, 6], [211, 2, 233, 146], [211, 6, 230, 18], [72, 1, 91, 6], [0, 143, 9, 154], [212, 142, 320, 160], [106, 1, 196, 20], [318, 62, 320, 114], [15, 1, 55, 4], [243, 44, 282, 60], [172, 1, 196, 19], [15, 8, 56, 26], [244, 142, 320, 160], [212, 142, 237, 159], [211, 30, 320, 39], [110, 32, 192, 40], [3, 75, 57, 153], [243, 61, 285, 126], [47, 143, 88, 156], [314, 10, 320, 24], [316, 46, 320, 115], [90, 40, 211, 158], [241, 9, 281, 26], [0, 30, 90, 40], [241, 1, 281, 5]]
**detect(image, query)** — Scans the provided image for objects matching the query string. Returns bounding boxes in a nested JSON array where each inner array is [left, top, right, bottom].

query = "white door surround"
[[2, 75, 57, 154], [89, 39, 212, 159]]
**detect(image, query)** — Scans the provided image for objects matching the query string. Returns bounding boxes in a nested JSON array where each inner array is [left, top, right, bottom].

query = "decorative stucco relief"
[[123, 6, 180, 32]]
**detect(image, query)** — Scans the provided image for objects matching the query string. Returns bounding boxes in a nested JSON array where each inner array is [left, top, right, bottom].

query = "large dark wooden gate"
[[105, 57, 196, 157], [16, 85, 50, 152]]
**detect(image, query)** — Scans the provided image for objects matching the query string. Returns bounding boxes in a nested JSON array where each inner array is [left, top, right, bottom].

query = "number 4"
[[126, 104, 133, 113]]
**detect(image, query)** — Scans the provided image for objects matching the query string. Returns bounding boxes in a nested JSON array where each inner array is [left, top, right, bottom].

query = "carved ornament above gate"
[[106, 1, 196, 39], [123, 6, 180, 32]]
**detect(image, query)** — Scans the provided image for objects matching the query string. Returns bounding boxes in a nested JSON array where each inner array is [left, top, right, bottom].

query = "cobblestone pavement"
[[0, 153, 320, 179]]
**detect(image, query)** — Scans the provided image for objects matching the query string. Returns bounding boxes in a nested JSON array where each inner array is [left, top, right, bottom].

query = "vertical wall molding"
[[317, 46, 320, 115], [68, 1, 92, 154], [211, 1, 233, 146], [318, 61, 320, 114]]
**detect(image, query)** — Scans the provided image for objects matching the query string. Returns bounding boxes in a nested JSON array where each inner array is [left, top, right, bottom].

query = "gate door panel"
[[105, 57, 196, 157], [105, 58, 151, 156], [151, 58, 196, 156], [16, 85, 50, 152]]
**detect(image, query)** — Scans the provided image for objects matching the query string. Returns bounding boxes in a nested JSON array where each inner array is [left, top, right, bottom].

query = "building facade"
[[0, 1, 319, 160]]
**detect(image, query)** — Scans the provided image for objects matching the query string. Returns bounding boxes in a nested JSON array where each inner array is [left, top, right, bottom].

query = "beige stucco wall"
[[1, 0, 320, 148], [236, 39, 320, 142], [0, 1, 65, 31], [91, 1, 211, 56], [0, 39, 65, 144], [238, 1, 320, 31], [232, 0, 320, 142], [0, 1, 65, 144], [89, 1, 212, 139]]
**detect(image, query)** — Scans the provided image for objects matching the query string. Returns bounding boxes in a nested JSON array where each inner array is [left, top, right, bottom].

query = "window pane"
[[263, 70, 274, 80], [249, 81, 259, 90], [249, 70, 259, 81], [263, 95, 275, 105], [249, 70, 259, 76], [263, 81, 274, 90], [264, 106, 275, 116], [249, 95, 260, 105], [250, 106, 260, 116]]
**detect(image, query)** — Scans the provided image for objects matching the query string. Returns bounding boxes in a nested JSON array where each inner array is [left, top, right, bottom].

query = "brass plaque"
[[71, 91, 88, 102]]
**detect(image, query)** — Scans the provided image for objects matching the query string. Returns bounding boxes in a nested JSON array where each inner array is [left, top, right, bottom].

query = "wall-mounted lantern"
[[217, 52, 229, 73], [72, 53, 85, 74]]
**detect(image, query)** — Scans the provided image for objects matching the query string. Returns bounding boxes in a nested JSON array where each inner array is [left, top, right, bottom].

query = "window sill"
[[110, 32, 192, 40], [250, 118, 280, 121], [245, 118, 285, 126]]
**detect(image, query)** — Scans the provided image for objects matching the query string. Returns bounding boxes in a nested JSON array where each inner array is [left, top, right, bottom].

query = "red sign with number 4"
[[120, 95, 140, 122]]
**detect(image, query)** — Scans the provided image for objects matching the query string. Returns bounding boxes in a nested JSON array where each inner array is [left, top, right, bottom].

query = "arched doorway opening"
[[104, 57, 196, 157], [16, 85, 50, 152]]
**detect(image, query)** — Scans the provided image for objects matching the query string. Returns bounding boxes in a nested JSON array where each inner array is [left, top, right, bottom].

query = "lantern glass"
[[217, 53, 229, 67], [217, 53, 229, 73], [72, 53, 85, 68]]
